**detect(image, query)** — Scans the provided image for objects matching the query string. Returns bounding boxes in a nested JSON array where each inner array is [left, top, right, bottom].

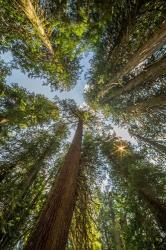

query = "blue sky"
[[2, 51, 135, 143], [4, 51, 92, 104]]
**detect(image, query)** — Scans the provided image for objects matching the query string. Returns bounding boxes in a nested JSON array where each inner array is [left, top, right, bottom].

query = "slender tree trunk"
[[0, 117, 9, 125], [20, 138, 58, 198], [0, 164, 59, 249], [0, 163, 16, 182], [18, 0, 54, 55], [24, 119, 83, 250], [109, 198, 123, 250], [132, 133, 166, 154], [106, 153, 166, 232]]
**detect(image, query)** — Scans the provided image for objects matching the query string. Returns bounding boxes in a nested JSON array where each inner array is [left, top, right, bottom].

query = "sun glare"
[[117, 145, 126, 152]]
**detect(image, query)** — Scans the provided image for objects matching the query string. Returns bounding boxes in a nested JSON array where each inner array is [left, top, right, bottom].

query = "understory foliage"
[[0, 0, 166, 250]]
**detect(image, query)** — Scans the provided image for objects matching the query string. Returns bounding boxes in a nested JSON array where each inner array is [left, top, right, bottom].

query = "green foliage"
[[0, 1, 166, 249], [0, 122, 68, 249]]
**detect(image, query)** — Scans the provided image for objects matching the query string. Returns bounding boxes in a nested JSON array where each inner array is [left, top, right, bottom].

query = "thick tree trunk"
[[132, 133, 166, 154], [111, 21, 166, 88], [24, 119, 83, 250], [100, 21, 166, 98], [103, 56, 166, 103], [123, 56, 166, 92], [122, 93, 166, 114]]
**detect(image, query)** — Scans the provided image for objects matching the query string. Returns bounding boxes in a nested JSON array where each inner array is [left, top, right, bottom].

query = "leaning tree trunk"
[[119, 93, 166, 115], [100, 21, 166, 98], [103, 56, 166, 103], [132, 133, 166, 154], [0, 128, 64, 248], [106, 152, 166, 232], [20, 135, 61, 198], [123, 56, 166, 93], [18, 0, 54, 55], [24, 119, 83, 250], [139, 189, 166, 231]]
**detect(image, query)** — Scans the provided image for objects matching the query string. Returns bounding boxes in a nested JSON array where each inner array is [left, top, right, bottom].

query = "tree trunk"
[[103, 56, 166, 103], [18, 0, 54, 55], [24, 119, 83, 250], [139, 189, 166, 231], [21, 138, 58, 198], [122, 93, 166, 114], [109, 196, 123, 250], [0, 165, 59, 249], [106, 150, 166, 232], [100, 21, 166, 98], [123, 56, 166, 92], [132, 133, 166, 154], [0, 163, 16, 182]]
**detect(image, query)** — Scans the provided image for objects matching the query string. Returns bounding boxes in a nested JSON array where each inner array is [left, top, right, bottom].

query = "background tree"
[[0, 121, 68, 249]]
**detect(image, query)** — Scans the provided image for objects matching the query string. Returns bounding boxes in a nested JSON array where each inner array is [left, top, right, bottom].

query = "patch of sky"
[[1, 51, 136, 143], [2, 51, 93, 104]]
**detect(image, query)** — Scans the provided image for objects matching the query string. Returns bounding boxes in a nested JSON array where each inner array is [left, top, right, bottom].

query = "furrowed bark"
[[24, 119, 83, 250], [100, 21, 166, 98]]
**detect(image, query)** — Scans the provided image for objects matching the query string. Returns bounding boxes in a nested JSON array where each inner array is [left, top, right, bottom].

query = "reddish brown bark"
[[100, 21, 166, 98], [24, 119, 83, 250], [113, 21, 166, 87]]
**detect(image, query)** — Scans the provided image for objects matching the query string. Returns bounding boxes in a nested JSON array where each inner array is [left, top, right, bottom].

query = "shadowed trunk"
[[103, 56, 166, 103], [0, 164, 59, 250], [123, 56, 166, 92], [20, 139, 57, 198], [100, 21, 166, 98], [117, 21, 166, 80], [0, 135, 62, 247], [0, 163, 16, 182], [121, 93, 166, 114], [132, 133, 166, 154], [24, 119, 83, 250], [109, 196, 124, 250], [106, 150, 166, 232], [139, 189, 166, 231]]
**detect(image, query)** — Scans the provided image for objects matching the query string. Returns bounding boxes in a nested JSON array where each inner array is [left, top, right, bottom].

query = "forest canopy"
[[0, 0, 166, 250]]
